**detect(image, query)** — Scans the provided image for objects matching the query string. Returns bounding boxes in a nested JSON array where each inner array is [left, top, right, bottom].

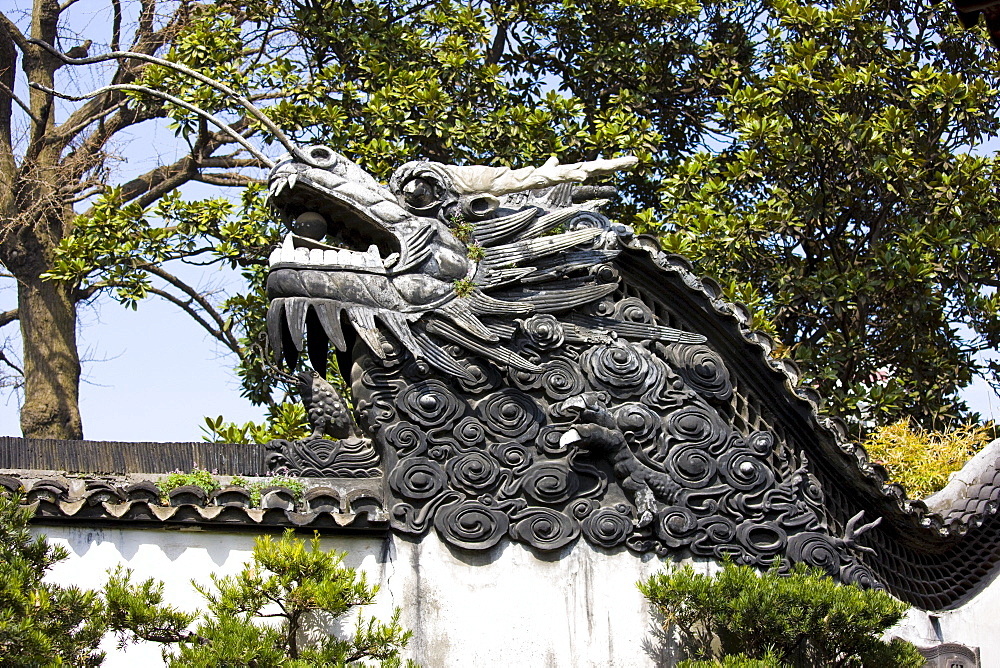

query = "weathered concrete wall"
[[41, 522, 1000, 666], [36, 525, 690, 667]]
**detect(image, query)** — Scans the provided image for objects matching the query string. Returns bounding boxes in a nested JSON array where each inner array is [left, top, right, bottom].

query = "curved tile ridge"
[[624, 237, 992, 542], [923, 439, 1000, 527], [0, 474, 388, 534]]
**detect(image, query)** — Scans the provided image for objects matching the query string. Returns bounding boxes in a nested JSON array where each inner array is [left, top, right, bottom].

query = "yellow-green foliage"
[[862, 419, 993, 499]]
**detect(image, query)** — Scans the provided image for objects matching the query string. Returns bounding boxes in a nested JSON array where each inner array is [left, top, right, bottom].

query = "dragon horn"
[[443, 155, 639, 196]]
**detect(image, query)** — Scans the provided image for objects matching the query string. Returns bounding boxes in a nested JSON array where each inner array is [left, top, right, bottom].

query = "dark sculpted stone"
[[262, 147, 882, 584]]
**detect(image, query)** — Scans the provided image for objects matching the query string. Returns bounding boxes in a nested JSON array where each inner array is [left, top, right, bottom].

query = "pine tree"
[[0, 491, 106, 666]]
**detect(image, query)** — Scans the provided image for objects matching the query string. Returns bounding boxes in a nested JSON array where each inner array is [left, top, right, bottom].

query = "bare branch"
[[28, 38, 310, 165], [0, 308, 18, 328], [145, 265, 243, 355], [59, 0, 86, 11], [0, 80, 42, 124], [110, 0, 122, 52], [30, 81, 275, 167], [0, 13, 30, 52], [0, 348, 23, 375], [195, 173, 261, 187], [47, 98, 126, 146]]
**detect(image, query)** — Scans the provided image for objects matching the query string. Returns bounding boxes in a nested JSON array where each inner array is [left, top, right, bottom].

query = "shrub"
[[0, 491, 106, 666], [232, 474, 306, 506], [638, 560, 924, 668], [107, 530, 415, 667], [157, 467, 221, 501], [863, 419, 993, 498]]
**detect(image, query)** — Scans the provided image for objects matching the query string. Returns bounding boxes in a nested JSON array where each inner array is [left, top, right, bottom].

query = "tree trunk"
[[16, 268, 82, 440]]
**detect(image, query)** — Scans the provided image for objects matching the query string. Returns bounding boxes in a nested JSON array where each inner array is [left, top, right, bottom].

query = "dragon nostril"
[[310, 147, 331, 161]]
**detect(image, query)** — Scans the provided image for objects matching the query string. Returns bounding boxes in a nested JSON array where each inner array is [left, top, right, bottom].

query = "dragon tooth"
[[268, 248, 281, 266], [309, 248, 324, 265], [367, 244, 381, 259], [314, 301, 347, 351], [295, 247, 310, 264], [346, 308, 386, 358], [287, 172, 298, 190], [323, 249, 338, 264], [272, 178, 286, 198], [285, 298, 309, 352], [338, 249, 354, 265], [266, 299, 285, 363]]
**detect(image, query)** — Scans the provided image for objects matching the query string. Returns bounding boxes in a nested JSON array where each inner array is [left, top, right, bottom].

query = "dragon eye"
[[401, 177, 438, 211]]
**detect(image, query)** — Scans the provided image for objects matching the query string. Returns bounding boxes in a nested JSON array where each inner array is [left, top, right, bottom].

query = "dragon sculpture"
[[263, 146, 1000, 611]]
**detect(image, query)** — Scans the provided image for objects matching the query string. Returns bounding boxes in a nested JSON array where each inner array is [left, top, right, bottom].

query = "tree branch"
[[0, 80, 41, 124], [110, 0, 122, 52], [0, 308, 18, 328], [0, 13, 30, 52], [144, 264, 244, 356], [194, 173, 261, 187], [0, 348, 23, 376]]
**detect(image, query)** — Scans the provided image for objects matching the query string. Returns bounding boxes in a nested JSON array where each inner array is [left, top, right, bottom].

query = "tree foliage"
[[862, 418, 994, 497], [4, 0, 749, 437], [108, 530, 415, 667], [648, 0, 1000, 431], [0, 491, 105, 666], [638, 560, 925, 668]]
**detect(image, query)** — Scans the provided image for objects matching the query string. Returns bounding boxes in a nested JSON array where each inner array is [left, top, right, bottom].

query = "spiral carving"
[[520, 314, 565, 349], [536, 425, 568, 456], [650, 403, 731, 463], [692, 516, 738, 557], [510, 507, 580, 550], [435, 500, 510, 550], [654, 506, 699, 548], [787, 532, 842, 575], [612, 297, 655, 324], [490, 441, 534, 473], [454, 356, 503, 394], [382, 421, 427, 456], [452, 415, 487, 449], [664, 344, 733, 402], [665, 441, 717, 489], [582, 506, 633, 548], [397, 380, 463, 428], [840, 561, 880, 589], [613, 403, 661, 445], [388, 457, 446, 500], [355, 281, 872, 585], [540, 358, 586, 402], [521, 462, 579, 505], [478, 389, 542, 442], [447, 452, 502, 495], [581, 344, 655, 399], [719, 451, 774, 492]]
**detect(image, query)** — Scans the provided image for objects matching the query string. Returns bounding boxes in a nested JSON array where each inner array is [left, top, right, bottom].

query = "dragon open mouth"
[[263, 148, 685, 389], [267, 167, 402, 262]]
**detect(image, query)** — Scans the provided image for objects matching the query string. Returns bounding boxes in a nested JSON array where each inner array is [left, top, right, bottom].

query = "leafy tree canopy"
[[647, 0, 1000, 431]]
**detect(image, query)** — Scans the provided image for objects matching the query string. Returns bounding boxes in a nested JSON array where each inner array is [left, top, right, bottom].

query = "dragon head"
[[265, 146, 640, 380]]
